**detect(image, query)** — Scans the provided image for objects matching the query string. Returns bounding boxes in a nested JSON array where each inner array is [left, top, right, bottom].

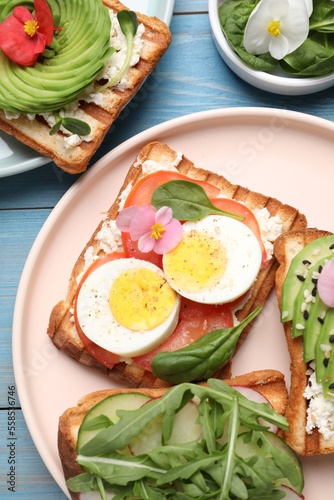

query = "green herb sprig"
[[219, 0, 334, 77], [66, 379, 304, 499]]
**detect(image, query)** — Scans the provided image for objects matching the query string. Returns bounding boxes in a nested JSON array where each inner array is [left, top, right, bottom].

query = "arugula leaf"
[[152, 180, 244, 221], [68, 381, 301, 499]]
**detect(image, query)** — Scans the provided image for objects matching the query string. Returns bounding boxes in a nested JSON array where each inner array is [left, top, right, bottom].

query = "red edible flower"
[[0, 0, 59, 66]]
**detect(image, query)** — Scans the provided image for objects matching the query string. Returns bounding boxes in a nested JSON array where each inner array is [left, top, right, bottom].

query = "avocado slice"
[[303, 293, 328, 362], [315, 307, 334, 387], [281, 235, 334, 322], [291, 255, 329, 340], [0, 0, 113, 113]]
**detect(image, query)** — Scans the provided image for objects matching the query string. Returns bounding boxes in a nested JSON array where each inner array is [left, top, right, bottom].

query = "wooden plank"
[[0, 409, 66, 498]]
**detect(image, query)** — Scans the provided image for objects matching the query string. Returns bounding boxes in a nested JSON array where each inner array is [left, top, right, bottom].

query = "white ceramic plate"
[[0, 0, 174, 178], [13, 108, 334, 498], [209, 0, 334, 95]]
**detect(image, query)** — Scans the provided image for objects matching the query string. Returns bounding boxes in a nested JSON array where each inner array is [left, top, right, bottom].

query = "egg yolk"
[[163, 230, 227, 293], [109, 268, 177, 331]]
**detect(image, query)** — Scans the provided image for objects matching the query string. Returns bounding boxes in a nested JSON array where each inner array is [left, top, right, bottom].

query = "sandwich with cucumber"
[[47, 141, 307, 389], [274, 228, 334, 455], [0, 0, 171, 173], [58, 370, 305, 499]]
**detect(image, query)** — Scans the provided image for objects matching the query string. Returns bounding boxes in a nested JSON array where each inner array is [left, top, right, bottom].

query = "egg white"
[[76, 258, 181, 357], [162, 215, 262, 304]]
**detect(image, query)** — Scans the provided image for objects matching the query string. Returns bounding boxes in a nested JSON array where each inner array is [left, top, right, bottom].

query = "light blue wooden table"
[[1, 0, 334, 498]]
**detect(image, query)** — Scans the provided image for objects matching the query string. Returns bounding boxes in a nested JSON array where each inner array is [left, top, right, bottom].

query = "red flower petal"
[[0, 15, 39, 66], [34, 0, 55, 45], [13, 6, 34, 24]]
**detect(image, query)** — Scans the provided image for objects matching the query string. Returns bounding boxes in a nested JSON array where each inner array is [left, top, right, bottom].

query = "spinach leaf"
[[151, 180, 244, 221], [218, 0, 277, 72], [151, 307, 261, 384], [281, 37, 334, 76], [310, 0, 334, 33]]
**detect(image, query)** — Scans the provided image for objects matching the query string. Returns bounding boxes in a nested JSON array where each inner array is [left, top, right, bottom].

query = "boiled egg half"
[[75, 258, 181, 357], [162, 215, 262, 304]]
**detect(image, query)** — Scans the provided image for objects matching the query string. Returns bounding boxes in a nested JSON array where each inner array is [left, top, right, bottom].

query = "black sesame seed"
[[311, 278, 318, 284], [318, 317, 325, 325], [312, 287, 317, 297], [330, 244, 334, 250], [329, 383, 334, 390], [330, 335, 334, 343], [297, 275, 305, 281], [303, 259, 311, 265], [303, 310, 309, 320], [324, 358, 329, 368], [308, 380, 312, 387], [318, 265, 323, 273]]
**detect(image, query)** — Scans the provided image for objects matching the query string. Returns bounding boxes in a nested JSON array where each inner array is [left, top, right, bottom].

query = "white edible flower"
[[243, 0, 312, 60]]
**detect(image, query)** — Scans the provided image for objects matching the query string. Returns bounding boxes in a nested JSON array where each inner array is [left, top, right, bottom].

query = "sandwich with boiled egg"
[[274, 228, 334, 455], [47, 141, 307, 388], [0, 0, 171, 173], [58, 370, 305, 499]]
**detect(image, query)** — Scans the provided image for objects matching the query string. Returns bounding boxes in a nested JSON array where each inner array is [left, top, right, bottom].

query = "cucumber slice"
[[235, 431, 304, 495], [77, 392, 150, 453], [129, 400, 202, 455]]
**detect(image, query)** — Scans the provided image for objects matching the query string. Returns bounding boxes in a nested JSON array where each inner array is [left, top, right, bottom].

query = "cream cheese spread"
[[304, 369, 334, 440]]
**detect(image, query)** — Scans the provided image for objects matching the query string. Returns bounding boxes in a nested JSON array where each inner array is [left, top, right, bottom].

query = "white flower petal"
[[269, 34, 289, 59], [267, 0, 290, 18], [244, 19, 271, 54], [243, 0, 310, 58], [304, 0, 313, 16]]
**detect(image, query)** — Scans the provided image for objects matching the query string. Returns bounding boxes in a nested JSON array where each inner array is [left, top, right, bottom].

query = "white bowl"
[[208, 0, 334, 95]]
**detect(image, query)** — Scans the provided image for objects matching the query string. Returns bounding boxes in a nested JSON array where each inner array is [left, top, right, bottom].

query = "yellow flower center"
[[24, 20, 39, 37], [267, 19, 281, 37], [151, 223, 166, 240]]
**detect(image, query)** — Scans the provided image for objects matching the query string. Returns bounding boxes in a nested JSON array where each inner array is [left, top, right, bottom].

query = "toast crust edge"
[[274, 228, 334, 455], [47, 141, 308, 389]]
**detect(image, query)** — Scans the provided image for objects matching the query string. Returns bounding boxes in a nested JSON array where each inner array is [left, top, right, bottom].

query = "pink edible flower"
[[317, 259, 334, 308], [0, 0, 59, 66], [116, 205, 183, 255]]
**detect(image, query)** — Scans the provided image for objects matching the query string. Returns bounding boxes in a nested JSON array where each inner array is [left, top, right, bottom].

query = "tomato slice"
[[123, 170, 220, 208], [121, 232, 163, 268], [210, 197, 267, 266], [133, 298, 234, 372], [74, 252, 126, 369]]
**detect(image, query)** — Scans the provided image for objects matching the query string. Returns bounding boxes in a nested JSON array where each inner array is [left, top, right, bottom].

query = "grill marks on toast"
[[0, 1, 172, 174], [47, 141, 307, 389], [274, 228, 334, 455]]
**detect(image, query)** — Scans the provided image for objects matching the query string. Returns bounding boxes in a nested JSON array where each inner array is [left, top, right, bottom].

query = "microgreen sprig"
[[49, 115, 91, 136], [98, 10, 138, 91]]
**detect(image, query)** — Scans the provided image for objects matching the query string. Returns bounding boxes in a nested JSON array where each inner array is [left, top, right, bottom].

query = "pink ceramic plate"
[[13, 108, 334, 497]]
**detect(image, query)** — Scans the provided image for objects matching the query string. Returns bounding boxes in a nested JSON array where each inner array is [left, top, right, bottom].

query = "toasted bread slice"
[[58, 369, 289, 497], [274, 228, 334, 455], [47, 141, 307, 388], [0, 0, 171, 174]]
